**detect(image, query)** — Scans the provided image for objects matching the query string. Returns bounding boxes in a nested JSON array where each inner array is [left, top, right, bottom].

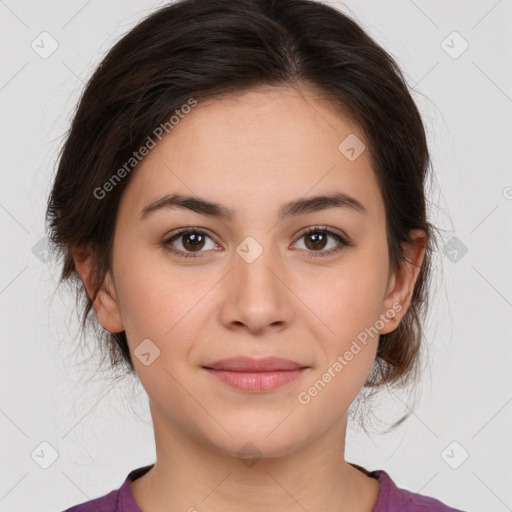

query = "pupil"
[[307, 232, 326, 250], [185, 233, 203, 250]]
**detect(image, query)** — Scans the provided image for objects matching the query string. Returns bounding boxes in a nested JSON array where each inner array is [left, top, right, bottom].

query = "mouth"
[[202, 356, 309, 392]]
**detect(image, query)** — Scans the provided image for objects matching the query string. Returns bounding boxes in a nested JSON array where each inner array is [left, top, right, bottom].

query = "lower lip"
[[204, 368, 307, 392]]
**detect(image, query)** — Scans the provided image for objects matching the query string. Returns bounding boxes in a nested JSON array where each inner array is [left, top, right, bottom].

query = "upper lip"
[[203, 356, 307, 372]]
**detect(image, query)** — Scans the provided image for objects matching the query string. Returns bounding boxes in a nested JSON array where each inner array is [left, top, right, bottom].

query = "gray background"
[[1, 1, 511, 511]]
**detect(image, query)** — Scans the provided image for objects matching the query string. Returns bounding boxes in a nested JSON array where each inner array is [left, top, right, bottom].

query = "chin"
[[199, 416, 313, 463]]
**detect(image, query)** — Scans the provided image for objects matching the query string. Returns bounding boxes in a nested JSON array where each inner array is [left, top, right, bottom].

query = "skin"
[[74, 84, 426, 512]]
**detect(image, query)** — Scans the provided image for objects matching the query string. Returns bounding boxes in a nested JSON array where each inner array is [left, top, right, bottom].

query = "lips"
[[203, 356, 306, 372], [202, 357, 309, 392]]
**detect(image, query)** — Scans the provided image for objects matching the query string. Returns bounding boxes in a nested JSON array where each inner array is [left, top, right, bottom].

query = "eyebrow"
[[139, 191, 368, 222]]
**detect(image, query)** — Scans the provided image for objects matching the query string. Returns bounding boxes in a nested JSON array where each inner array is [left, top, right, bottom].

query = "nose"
[[218, 241, 295, 335]]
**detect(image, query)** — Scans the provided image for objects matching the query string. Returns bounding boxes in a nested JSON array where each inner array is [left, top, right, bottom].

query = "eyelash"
[[162, 226, 353, 260]]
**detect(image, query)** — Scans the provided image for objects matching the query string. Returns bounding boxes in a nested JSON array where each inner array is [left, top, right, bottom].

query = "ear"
[[379, 228, 427, 335], [72, 246, 124, 333]]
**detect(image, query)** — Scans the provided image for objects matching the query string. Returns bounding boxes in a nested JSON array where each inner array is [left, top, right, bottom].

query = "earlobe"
[[72, 246, 125, 333], [380, 229, 427, 334]]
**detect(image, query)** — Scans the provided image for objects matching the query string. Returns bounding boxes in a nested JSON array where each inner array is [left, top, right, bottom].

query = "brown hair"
[[46, 0, 438, 425]]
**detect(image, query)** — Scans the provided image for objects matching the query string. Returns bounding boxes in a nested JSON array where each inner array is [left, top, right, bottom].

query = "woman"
[[47, 0, 466, 510]]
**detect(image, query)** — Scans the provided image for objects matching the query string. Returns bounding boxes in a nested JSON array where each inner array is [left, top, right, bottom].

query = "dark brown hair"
[[46, 0, 438, 423]]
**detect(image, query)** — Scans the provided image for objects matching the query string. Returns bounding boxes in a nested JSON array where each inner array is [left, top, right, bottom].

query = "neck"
[[131, 404, 379, 512]]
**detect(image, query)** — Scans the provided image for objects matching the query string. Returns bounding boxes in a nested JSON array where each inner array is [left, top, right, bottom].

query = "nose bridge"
[[235, 234, 284, 299]]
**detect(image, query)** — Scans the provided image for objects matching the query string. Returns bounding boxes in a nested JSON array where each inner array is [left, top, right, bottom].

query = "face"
[[79, 85, 423, 459]]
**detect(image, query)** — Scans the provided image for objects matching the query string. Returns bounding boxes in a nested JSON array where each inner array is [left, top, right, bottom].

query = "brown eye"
[[181, 232, 206, 251], [163, 228, 217, 258], [304, 231, 328, 251], [293, 227, 352, 258]]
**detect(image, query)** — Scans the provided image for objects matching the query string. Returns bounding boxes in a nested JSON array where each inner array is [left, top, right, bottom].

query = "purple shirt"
[[63, 464, 466, 511]]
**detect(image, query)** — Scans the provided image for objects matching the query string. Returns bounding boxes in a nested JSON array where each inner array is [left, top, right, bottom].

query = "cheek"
[[310, 252, 389, 344], [296, 264, 387, 414], [114, 258, 209, 410], [112, 244, 209, 353], [298, 241, 388, 400]]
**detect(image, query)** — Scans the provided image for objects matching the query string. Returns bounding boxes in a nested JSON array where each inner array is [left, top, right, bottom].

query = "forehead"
[[117, 85, 384, 222]]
